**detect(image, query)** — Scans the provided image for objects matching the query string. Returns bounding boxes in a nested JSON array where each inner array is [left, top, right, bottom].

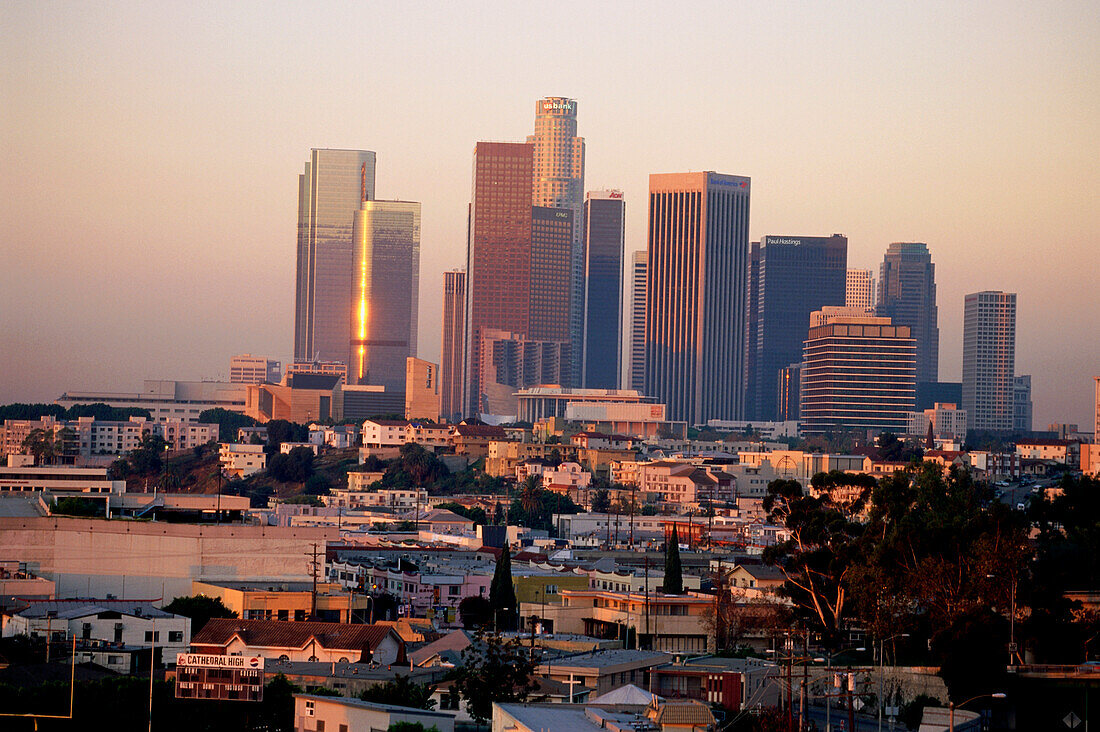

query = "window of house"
[[168, 631, 183, 643]]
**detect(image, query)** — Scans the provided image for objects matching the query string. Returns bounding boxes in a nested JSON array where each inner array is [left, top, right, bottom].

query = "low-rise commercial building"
[[192, 580, 370, 623]]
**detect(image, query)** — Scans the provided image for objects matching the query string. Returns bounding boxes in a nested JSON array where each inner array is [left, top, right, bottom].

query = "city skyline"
[[3, 2, 1098, 427]]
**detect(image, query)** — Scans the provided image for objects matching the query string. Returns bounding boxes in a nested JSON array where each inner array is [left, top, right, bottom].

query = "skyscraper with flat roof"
[[645, 172, 750, 424], [440, 270, 466, 423], [529, 206, 573, 344], [800, 313, 916, 435], [878, 243, 940, 385], [529, 97, 585, 385], [295, 149, 376, 368], [582, 191, 625, 389], [629, 251, 647, 394], [750, 234, 848, 421], [962, 291, 1017, 432], [465, 141, 534, 415], [349, 200, 420, 390]]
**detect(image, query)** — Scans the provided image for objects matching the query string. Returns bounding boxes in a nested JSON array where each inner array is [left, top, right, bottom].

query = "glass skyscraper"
[[750, 234, 848, 421], [529, 97, 585, 386], [877, 242, 940, 386], [294, 149, 376, 368], [349, 200, 420, 390], [582, 190, 625, 389]]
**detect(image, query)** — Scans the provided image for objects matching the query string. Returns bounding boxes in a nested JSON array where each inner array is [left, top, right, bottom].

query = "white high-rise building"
[[962, 291, 1017, 432], [846, 268, 874, 309], [529, 97, 585, 386]]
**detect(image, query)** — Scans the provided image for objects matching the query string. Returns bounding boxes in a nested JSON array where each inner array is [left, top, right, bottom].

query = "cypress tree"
[[489, 545, 518, 630], [662, 525, 683, 594]]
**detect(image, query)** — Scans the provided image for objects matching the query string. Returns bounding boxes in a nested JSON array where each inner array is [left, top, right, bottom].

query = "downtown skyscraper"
[[440, 270, 466, 424], [294, 149, 376, 368], [528, 97, 585, 385], [877, 242, 940, 386], [963, 291, 1017, 432], [582, 190, 625, 389], [645, 172, 750, 425], [629, 250, 647, 394], [349, 200, 420, 390], [747, 234, 848, 421]]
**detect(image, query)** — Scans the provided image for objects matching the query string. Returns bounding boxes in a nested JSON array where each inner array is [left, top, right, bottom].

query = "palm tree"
[[518, 476, 543, 515]]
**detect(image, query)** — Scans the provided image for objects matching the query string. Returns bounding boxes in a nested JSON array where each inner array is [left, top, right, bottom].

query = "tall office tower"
[[465, 142, 535, 415], [752, 235, 848, 421], [962, 291, 1017, 432], [294, 149, 377, 367], [529, 206, 573, 345], [440, 270, 466, 423], [582, 190, 625, 389], [229, 354, 281, 384], [742, 242, 762, 421], [529, 97, 585, 386], [349, 200, 420, 390], [1013, 375, 1033, 433], [629, 251, 647, 394], [846, 268, 874, 309], [800, 312, 916, 435], [646, 172, 751, 425], [877, 243, 940, 385]]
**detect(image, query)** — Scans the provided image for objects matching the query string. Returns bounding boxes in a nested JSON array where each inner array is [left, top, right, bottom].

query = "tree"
[[591, 489, 611, 513], [388, 724, 441, 732], [452, 629, 538, 727], [459, 595, 493, 629], [662, 525, 683, 594], [162, 594, 237, 634], [52, 497, 103, 517], [125, 433, 168, 475], [761, 478, 864, 642], [360, 675, 436, 709], [198, 407, 257, 443], [436, 502, 487, 526], [267, 445, 315, 482], [489, 546, 518, 631]]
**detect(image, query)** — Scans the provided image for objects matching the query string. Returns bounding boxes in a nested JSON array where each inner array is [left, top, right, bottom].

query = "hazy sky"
[[3, 1, 1098, 427]]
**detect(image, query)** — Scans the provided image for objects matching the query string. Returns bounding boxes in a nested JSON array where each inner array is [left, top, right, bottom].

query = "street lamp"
[[949, 692, 1006, 731], [877, 633, 910, 732]]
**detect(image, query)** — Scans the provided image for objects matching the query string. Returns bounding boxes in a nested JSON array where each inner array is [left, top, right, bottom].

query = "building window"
[[168, 631, 183, 643]]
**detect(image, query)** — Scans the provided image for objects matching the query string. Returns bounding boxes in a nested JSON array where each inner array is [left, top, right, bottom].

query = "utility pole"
[[644, 556, 650, 649], [629, 482, 635, 547], [308, 543, 320, 619]]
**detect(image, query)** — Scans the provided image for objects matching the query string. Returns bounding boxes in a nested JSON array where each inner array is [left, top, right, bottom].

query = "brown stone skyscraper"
[[464, 142, 534, 415], [440, 270, 466, 423], [529, 97, 584, 384], [646, 172, 751, 425]]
